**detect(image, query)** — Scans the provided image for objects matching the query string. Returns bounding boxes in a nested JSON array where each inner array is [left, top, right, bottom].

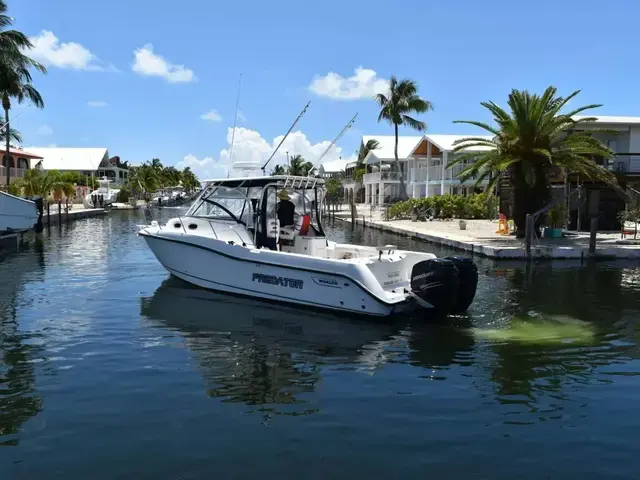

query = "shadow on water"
[[0, 241, 46, 446]]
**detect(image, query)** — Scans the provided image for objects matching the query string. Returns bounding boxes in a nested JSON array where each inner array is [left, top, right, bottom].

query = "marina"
[[1, 210, 640, 478]]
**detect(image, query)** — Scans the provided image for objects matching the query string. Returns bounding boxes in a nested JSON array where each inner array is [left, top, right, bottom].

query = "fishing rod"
[[261, 101, 310, 175], [228, 73, 242, 176], [316, 112, 358, 164]]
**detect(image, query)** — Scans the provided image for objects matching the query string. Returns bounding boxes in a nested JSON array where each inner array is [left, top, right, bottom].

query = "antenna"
[[316, 113, 358, 164], [228, 73, 242, 168], [261, 101, 310, 175]]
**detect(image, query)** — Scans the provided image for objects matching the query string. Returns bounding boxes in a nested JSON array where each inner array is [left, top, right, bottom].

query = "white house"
[[360, 134, 493, 205], [317, 158, 348, 179], [24, 148, 129, 186]]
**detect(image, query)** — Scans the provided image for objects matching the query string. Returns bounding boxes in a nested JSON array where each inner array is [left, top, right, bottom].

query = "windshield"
[[188, 186, 261, 223]]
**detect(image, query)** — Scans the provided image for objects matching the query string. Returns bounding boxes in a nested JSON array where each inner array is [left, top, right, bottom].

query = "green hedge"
[[388, 193, 497, 220]]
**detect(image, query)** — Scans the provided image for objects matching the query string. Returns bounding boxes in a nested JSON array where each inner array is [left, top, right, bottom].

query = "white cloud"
[[309, 66, 388, 100], [88, 101, 108, 107], [176, 127, 355, 180], [28, 30, 111, 71], [200, 109, 222, 122], [132, 44, 195, 83], [36, 124, 53, 136]]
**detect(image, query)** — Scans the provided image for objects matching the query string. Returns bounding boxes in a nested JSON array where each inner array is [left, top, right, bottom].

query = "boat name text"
[[252, 273, 304, 289]]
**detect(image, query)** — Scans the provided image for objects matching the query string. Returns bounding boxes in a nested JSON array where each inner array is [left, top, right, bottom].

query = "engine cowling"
[[443, 256, 478, 313], [410, 258, 459, 314]]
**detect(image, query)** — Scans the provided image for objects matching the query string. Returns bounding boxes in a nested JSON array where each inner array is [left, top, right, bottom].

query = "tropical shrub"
[[388, 194, 494, 220]]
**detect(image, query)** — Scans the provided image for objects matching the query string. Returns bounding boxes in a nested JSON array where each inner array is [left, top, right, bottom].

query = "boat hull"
[[140, 233, 413, 317], [0, 192, 37, 234]]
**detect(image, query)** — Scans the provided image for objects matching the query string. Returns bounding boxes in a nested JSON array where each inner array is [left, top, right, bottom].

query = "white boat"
[[86, 177, 120, 207], [0, 191, 38, 234], [138, 175, 478, 317]]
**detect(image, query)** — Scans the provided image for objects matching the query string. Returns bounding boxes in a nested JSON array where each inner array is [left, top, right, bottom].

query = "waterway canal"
[[1, 209, 640, 478]]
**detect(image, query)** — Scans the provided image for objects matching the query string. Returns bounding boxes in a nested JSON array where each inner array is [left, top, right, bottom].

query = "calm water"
[[2, 210, 640, 479]]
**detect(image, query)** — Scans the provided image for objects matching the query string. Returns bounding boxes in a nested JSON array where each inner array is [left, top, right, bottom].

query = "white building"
[[317, 158, 348, 179], [24, 148, 129, 186], [360, 134, 493, 205]]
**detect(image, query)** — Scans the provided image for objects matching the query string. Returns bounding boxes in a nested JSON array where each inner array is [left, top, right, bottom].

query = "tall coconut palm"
[[375, 77, 433, 200], [449, 86, 618, 235], [0, 0, 46, 187], [288, 155, 314, 176], [270, 164, 286, 176]]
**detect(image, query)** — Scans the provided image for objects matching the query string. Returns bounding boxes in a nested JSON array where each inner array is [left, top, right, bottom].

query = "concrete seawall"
[[333, 215, 640, 260]]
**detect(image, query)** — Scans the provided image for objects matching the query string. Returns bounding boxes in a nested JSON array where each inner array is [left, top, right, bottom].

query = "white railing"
[[0, 167, 28, 183], [610, 155, 640, 173], [363, 171, 402, 183], [410, 168, 428, 183]]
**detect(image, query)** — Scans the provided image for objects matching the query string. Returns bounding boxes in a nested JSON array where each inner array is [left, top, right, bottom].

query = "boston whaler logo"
[[312, 276, 341, 288], [252, 273, 304, 289]]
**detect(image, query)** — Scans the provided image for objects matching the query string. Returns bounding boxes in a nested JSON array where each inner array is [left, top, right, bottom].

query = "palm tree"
[[375, 77, 433, 200], [14, 169, 74, 200], [180, 167, 199, 193], [357, 139, 380, 164], [0, 124, 20, 144], [288, 155, 315, 176], [449, 86, 618, 235], [270, 165, 286, 176], [128, 163, 160, 199], [0, 0, 46, 187]]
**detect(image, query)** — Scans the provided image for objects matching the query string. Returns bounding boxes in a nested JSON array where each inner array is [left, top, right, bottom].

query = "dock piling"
[[589, 217, 598, 255], [524, 214, 533, 260]]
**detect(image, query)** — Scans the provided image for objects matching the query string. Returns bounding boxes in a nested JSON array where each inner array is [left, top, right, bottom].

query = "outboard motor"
[[410, 258, 459, 314], [443, 256, 478, 313]]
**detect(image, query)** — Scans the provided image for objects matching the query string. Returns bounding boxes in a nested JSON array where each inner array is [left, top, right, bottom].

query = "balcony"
[[342, 176, 362, 189], [363, 171, 402, 183], [609, 155, 640, 174], [0, 166, 28, 184]]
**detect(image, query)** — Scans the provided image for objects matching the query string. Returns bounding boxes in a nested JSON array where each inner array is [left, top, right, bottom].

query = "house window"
[[119, 171, 123, 178], [607, 140, 617, 153], [2, 155, 14, 168], [17, 158, 29, 169]]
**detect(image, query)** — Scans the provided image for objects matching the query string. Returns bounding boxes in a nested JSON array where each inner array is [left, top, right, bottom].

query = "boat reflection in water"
[[140, 278, 409, 419]]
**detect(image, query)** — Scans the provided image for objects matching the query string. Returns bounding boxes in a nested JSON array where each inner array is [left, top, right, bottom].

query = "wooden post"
[[58, 200, 62, 223], [524, 213, 533, 260], [350, 202, 356, 226], [47, 201, 51, 228], [589, 217, 598, 255]]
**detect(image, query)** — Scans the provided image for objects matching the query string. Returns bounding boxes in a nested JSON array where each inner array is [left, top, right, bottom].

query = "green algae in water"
[[474, 315, 595, 345]]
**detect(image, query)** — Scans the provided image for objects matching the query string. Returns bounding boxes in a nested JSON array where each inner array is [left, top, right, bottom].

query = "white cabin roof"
[[319, 158, 349, 173], [24, 147, 109, 171]]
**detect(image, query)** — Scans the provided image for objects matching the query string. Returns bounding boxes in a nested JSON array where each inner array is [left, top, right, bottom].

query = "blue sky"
[[11, 0, 640, 178]]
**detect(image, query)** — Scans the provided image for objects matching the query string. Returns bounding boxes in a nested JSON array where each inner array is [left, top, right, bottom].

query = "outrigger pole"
[[261, 101, 311, 175], [316, 112, 358, 164]]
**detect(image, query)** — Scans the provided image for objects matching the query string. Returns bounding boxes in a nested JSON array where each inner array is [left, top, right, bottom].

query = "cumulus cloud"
[[200, 109, 222, 121], [36, 124, 53, 136], [132, 44, 195, 83], [29, 30, 113, 71], [308, 66, 388, 100], [88, 101, 108, 107], [176, 127, 355, 179]]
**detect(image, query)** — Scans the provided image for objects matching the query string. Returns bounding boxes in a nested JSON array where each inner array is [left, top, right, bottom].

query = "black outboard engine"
[[410, 258, 459, 314], [443, 256, 478, 313]]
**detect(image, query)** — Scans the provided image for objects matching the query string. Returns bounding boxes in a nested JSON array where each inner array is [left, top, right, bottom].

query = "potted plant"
[[544, 204, 565, 238]]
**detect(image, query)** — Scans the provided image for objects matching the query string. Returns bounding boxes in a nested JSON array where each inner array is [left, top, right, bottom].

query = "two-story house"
[[359, 134, 493, 205]]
